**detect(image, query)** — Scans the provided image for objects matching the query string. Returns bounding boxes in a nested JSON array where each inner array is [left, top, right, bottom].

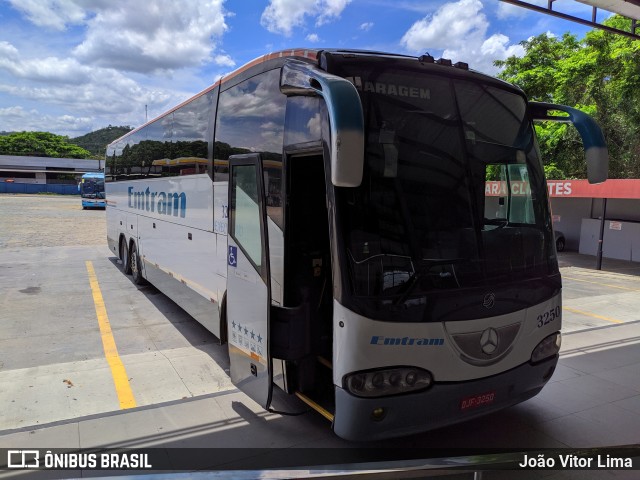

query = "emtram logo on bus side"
[[127, 186, 187, 218], [370, 336, 444, 346]]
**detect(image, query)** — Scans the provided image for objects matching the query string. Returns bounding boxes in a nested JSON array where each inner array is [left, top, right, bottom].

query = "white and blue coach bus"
[[79, 172, 106, 209], [105, 49, 608, 440]]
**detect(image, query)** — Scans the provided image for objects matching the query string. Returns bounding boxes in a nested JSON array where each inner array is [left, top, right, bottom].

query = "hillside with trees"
[[70, 125, 132, 157], [495, 15, 640, 179], [0, 126, 132, 159]]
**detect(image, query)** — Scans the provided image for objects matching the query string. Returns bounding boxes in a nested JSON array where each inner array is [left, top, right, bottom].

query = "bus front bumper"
[[82, 199, 105, 208], [332, 356, 557, 441]]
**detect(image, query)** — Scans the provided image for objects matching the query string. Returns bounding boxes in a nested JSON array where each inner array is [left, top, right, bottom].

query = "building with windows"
[[0, 155, 101, 194]]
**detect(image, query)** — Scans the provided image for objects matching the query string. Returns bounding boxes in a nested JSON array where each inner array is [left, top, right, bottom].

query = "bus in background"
[[79, 172, 105, 209], [105, 49, 608, 440]]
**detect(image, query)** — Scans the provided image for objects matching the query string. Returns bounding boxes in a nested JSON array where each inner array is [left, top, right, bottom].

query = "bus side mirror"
[[529, 102, 608, 184], [280, 60, 364, 187]]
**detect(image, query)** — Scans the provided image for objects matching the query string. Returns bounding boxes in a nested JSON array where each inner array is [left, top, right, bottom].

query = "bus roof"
[[109, 49, 320, 147], [107, 48, 520, 150]]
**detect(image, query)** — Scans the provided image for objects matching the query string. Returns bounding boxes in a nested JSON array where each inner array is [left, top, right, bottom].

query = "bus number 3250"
[[537, 306, 561, 328]]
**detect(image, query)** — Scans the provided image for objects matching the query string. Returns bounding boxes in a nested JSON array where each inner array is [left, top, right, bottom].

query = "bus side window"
[[172, 91, 216, 178], [215, 69, 287, 228]]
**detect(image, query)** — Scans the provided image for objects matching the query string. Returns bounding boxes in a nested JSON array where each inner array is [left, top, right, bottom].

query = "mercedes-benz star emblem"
[[483, 293, 495, 309], [480, 327, 499, 355]]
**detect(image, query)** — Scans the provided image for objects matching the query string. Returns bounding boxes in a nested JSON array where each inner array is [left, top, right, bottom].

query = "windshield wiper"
[[484, 217, 509, 229], [393, 258, 465, 306]]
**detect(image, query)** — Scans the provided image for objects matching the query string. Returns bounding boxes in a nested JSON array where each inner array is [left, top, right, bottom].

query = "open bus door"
[[226, 153, 273, 409]]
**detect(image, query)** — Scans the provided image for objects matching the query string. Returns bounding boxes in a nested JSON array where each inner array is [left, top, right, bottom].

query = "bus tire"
[[130, 242, 146, 285], [120, 237, 132, 275]]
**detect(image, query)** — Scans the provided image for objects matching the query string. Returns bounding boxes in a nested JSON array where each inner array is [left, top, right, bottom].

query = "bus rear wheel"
[[130, 242, 146, 285], [120, 238, 131, 275]]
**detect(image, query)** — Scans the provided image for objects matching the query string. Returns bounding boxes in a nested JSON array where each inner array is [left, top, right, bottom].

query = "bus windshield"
[[80, 176, 105, 198], [336, 68, 555, 321]]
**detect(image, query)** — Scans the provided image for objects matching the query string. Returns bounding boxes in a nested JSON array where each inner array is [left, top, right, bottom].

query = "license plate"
[[460, 390, 496, 411]]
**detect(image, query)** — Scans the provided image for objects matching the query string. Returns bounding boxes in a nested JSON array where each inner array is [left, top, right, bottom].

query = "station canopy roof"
[[501, 0, 640, 40], [578, 0, 640, 20]]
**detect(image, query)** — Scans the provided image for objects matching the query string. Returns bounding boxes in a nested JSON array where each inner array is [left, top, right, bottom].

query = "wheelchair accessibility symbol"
[[228, 245, 237, 267]]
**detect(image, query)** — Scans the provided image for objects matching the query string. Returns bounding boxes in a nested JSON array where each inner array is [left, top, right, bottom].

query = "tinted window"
[[106, 90, 215, 181], [214, 69, 286, 228], [284, 96, 321, 146], [231, 164, 263, 269]]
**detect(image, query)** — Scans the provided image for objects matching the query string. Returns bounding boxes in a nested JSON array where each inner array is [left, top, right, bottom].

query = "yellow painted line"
[[86, 261, 137, 409], [295, 392, 334, 422], [562, 306, 623, 324], [563, 275, 640, 292]]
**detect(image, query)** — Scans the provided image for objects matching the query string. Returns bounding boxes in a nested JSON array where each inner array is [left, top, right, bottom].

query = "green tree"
[[0, 131, 91, 158], [495, 16, 640, 179]]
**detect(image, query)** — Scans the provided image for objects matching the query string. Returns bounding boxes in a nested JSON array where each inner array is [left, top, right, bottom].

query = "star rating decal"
[[230, 320, 263, 345]]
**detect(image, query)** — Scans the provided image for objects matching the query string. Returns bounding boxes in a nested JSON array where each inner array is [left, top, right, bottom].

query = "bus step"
[[295, 391, 334, 422], [316, 356, 333, 370]]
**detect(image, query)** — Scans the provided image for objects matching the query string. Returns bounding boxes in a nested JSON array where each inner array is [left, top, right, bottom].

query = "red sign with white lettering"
[[486, 180, 640, 199]]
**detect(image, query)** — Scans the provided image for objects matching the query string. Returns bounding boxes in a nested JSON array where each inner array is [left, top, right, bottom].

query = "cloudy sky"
[[0, 0, 603, 137]]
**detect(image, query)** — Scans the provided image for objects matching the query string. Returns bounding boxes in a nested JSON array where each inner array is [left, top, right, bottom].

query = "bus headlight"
[[531, 332, 561, 364], [344, 367, 433, 398]]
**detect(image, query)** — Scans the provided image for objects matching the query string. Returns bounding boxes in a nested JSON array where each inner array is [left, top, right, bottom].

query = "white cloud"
[[306, 33, 321, 43], [0, 41, 20, 62], [261, 0, 319, 36], [400, 0, 523, 74], [0, 106, 94, 136], [260, 0, 351, 36], [0, 2, 235, 137], [73, 0, 229, 73], [0, 73, 172, 117], [316, 0, 351, 26], [360, 22, 374, 31], [481, 34, 524, 60], [0, 105, 29, 119], [0, 40, 181, 136], [214, 54, 236, 67], [496, 1, 532, 20], [7, 0, 87, 31], [401, 0, 487, 52], [7, 1, 230, 74], [0, 48, 92, 85]]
